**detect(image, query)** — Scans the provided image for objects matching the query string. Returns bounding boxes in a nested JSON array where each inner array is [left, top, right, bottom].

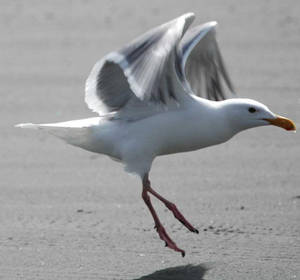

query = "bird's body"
[[21, 96, 238, 175], [17, 13, 296, 256]]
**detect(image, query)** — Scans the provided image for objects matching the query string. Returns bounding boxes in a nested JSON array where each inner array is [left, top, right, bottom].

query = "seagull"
[[16, 13, 296, 257]]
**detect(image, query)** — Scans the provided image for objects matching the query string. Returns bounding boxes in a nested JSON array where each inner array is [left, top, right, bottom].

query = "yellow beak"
[[264, 115, 296, 131]]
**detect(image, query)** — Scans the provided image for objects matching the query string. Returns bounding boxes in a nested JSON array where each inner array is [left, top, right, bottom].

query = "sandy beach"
[[1, 0, 299, 279]]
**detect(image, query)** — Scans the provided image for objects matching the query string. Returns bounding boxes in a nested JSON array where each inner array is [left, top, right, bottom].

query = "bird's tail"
[[15, 123, 39, 129], [15, 122, 70, 138], [15, 118, 100, 150], [15, 121, 89, 144]]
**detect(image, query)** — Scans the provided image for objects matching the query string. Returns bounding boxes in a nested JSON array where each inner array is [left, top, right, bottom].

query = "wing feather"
[[85, 13, 195, 115], [178, 21, 234, 101], [85, 14, 235, 120]]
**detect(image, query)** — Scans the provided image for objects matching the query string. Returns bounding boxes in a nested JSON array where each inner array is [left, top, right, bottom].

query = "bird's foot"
[[164, 201, 199, 234], [145, 185, 198, 234], [155, 223, 185, 257]]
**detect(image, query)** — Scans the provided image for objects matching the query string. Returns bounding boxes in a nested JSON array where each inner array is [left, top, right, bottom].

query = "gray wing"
[[85, 13, 195, 115], [177, 21, 234, 101]]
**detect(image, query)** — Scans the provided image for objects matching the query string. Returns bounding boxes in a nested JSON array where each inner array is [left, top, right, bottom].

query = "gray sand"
[[1, 0, 299, 279]]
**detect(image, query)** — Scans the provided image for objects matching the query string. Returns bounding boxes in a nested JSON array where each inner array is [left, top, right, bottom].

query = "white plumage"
[[16, 13, 295, 256]]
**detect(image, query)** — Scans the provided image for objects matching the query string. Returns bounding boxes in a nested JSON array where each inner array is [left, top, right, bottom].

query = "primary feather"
[[85, 13, 234, 121]]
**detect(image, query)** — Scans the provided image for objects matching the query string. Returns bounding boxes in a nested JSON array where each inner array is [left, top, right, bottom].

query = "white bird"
[[16, 13, 296, 257]]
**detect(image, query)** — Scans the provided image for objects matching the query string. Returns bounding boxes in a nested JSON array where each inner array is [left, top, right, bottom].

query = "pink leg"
[[143, 176, 199, 234], [141, 174, 198, 256], [142, 186, 185, 257]]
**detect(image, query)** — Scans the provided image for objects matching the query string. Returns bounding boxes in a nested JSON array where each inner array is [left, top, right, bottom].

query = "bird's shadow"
[[133, 264, 210, 280]]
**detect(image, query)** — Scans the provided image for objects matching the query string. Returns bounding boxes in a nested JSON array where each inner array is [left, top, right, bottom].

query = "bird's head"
[[221, 98, 296, 133]]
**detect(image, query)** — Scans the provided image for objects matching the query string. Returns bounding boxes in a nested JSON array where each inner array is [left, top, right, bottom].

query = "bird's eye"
[[248, 107, 256, 113]]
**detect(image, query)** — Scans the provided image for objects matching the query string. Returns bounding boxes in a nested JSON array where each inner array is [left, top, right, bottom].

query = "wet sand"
[[1, 0, 299, 279]]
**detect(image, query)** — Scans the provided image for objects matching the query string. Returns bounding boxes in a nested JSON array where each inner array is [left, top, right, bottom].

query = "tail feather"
[[15, 122, 72, 139], [15, 120, 94, 148], [15, 117, 109, 153], [15, 123, 39, 129]]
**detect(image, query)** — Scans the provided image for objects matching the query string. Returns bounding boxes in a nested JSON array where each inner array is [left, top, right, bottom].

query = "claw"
[[146, 185, 198, 234], [142, 176, 191, 257], [155, 223, 185, 256]]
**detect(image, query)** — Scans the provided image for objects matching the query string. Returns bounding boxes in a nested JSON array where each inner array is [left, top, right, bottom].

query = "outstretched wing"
[[85, 13, 195, 116], [178, 21, 234, 101]]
